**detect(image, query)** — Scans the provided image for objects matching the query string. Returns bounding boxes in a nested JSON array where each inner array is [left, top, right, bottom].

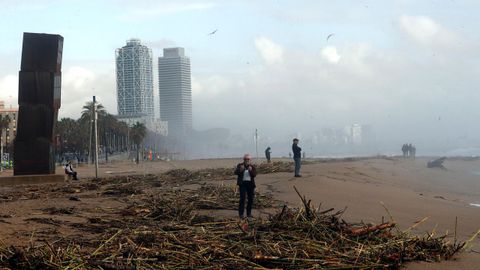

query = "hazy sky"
[[1, 0, 479, 150]]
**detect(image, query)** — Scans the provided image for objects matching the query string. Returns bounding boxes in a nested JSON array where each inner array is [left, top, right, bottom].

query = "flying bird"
[[208, 29, 218, 35], [326, 33, 334, 42]]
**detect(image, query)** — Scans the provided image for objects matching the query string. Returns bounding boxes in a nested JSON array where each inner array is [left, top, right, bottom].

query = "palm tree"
[[80, 101, 107, 122], [0, 115, 11, 171], [130, 122, 147, 164], [80, 101, 106, 163], [56, 117, 82, 159]]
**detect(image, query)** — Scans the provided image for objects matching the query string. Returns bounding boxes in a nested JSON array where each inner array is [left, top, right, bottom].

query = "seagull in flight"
[[326, 33, 334, 42], [208, 29, 218, 35]]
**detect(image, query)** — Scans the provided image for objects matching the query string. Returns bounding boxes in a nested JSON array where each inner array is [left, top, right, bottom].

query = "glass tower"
[[116, 39, 154, 122]]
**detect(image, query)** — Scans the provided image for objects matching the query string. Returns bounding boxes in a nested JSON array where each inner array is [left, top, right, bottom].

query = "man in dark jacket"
[[234, 154, 257, 219], [292, 138, 302, 177], [265, 147, 271, 163]]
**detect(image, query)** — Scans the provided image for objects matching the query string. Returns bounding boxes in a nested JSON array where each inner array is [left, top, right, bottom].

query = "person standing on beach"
[[292, 138, 302, 177], [265, 147, 271, 163], [234, 154, 257, 219]]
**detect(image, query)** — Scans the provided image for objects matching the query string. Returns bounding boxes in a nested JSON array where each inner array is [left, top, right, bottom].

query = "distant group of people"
[[401, 143, 416, 159]]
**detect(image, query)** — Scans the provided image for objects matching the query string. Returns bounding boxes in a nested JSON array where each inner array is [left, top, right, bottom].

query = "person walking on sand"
[[292, 138, 302, 177], [234, 154, 257, 219], [265, 147, 271, 163]]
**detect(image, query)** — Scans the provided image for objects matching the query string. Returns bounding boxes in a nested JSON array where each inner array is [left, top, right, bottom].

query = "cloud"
[[398, 15, 458, 48], [191, 32, 480, 151], [0, 66, 116, 120], [254, 37, 284, 65], [118, 2, 216, 21], [0, 75, 18, 107], [321, 46, 341, 64], [145, 38, 177, 50], [0, 0, 55, 11], [193, 76, 228, 97], [59, 66, 116, 119], [193, 41, 386, 134], [63, 66, 95, 90]]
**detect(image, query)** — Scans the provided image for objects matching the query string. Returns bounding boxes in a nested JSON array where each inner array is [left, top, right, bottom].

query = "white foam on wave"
[[470, 203, 480, 207]]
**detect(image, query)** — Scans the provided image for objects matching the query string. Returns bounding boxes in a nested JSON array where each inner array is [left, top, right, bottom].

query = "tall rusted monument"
[[14, 33, 63, 176]]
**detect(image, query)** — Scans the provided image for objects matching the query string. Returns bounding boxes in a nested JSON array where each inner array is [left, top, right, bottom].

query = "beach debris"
[[153, 161, 294, 183], [68, 195, 80, 201], [427, 157, 446, 168], [0, 178, 465, 269]]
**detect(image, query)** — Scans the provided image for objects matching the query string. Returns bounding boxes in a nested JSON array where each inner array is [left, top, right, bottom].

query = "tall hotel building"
[[158, 47, 192, 138], [115, 39, 154, 124]]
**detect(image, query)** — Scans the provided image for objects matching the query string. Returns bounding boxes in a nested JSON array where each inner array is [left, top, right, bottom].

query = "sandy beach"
[[0, 156, 479, 269]]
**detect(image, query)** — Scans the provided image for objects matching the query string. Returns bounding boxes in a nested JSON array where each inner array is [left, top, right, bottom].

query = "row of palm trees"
[[57, 101, 146, 163], [0, 101, 147, 165]]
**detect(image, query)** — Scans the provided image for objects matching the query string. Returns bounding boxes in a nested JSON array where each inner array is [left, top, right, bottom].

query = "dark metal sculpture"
[[14, 33, 63, 175]]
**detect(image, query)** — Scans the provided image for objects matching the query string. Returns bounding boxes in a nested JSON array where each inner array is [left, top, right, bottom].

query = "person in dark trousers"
[[265, 147, 271, 163], [64, 161, 78, 180], [234, 154, 257, 219], [292, 138, 302, 177]]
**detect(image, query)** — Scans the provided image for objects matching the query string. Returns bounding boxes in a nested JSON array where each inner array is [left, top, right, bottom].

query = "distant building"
[[116, 113, 149, 128], [158, 47, 192, 138], [153, 119, 168, 137], [115, 39, 155, 125], [351, 124, 363, 145], [346, 124, 374, 146], [318, 127, 346, 146], [0, 101, 18, 156]]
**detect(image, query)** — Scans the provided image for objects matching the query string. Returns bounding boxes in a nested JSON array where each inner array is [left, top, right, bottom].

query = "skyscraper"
[[115, 39, 154, 124], [158, 47, 192, 137]]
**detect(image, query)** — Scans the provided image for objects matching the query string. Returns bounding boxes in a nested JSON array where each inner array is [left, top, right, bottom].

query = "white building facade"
[[116, 39, 155, 124]]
